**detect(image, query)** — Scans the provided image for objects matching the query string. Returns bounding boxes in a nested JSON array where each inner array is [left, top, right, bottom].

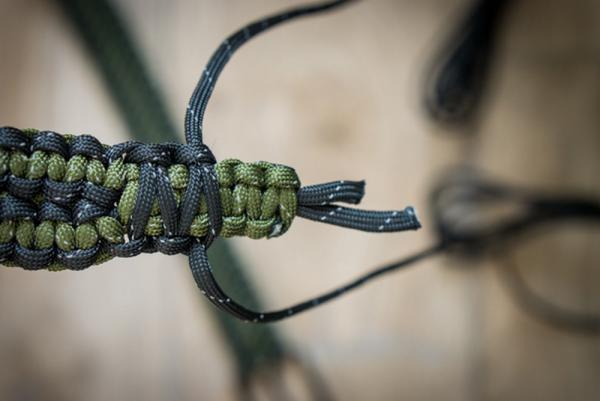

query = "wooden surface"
[[0, 1, 598, 400]]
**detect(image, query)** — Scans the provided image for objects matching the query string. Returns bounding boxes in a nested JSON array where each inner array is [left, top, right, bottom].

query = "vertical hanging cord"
[[177, 0, 419, 323], [52, 0, 425, 324], [53, 0, 312, 395], [184, 0, 353, 144]]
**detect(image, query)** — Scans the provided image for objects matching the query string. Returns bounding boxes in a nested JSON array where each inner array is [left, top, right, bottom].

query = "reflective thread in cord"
[[0, 0, 421, 322]]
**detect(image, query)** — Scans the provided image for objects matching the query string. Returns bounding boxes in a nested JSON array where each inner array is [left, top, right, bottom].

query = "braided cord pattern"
[[2, 0, 422, 322], [0, 128, 306, 270], [0, 127, 419, 272]]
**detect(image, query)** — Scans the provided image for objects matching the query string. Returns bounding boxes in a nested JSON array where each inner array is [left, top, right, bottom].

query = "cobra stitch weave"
[[0, 0, 423, 322], [0, 127, 419, 269]]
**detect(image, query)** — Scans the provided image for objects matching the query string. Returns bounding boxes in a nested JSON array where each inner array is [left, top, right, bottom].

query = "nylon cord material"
[[0, 127, 419, 320], [54, 0, 302, 391], [1, 0, 423, 322]]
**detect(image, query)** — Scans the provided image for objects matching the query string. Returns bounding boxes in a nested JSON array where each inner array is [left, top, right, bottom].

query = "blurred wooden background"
[[0, 0, 599, 400]]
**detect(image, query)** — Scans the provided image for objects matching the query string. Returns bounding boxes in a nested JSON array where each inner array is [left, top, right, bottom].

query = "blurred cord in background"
[[424, 0, 511, 128], [0, 0, 598, 399], [54, 0, 333, 399]]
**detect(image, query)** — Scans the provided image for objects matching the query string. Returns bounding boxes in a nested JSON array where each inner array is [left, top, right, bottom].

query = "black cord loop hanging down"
[[182, 0, 415, 322], [3, 0, 597, 330], [0, 0, 427, 323]]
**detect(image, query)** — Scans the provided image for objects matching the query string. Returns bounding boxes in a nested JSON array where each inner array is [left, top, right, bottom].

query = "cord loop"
[[0, 0, 426, 322]]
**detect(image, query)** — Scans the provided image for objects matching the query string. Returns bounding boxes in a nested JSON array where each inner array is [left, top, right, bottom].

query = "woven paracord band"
[[0, 127, 420, 272], [1, 0, 424, 323]]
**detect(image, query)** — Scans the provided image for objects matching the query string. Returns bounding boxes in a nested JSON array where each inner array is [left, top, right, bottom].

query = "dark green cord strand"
[[0, 143, 301, 257], [52, 0, 304, 392], [55, 0, 177, 143]]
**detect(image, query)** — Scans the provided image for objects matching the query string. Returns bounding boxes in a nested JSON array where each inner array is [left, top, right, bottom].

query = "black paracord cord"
[[7, 0, 596, 335], [423, 0, 600, 334], [430, 168, 600, 334], [175, 0, 426, 323], [1, 0, 426, 324], [27, 0, 600, 332], [184, 0, 354, 145], [424, 0, 511, 126]]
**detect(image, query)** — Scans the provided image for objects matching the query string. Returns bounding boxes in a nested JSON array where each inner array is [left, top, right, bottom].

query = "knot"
[[126, 143, 173, 166], [175, 143, 216, 166], [0, 128, 306, 269], [104, 142, 220, 245], [0, 126, 420, 324], [32, 131, 70, 158], [0, 127, 420, 273], [215, 160, 300, 238]]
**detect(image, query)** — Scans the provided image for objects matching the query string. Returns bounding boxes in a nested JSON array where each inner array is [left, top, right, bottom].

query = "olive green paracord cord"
[[0, 130, 302, 270], [0, 123, 420, 323], [0, 126, 419, 272], [52, 0, 321, 395], [2, 0, 421, 325]]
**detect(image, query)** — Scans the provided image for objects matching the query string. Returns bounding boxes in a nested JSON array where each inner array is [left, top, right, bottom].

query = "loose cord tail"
[[0, 0, 422, 324], [53, 0, 337, 391], [178, 0, 425, 322], [184, 0, 354, 144], [191, 242, 445, 323]]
